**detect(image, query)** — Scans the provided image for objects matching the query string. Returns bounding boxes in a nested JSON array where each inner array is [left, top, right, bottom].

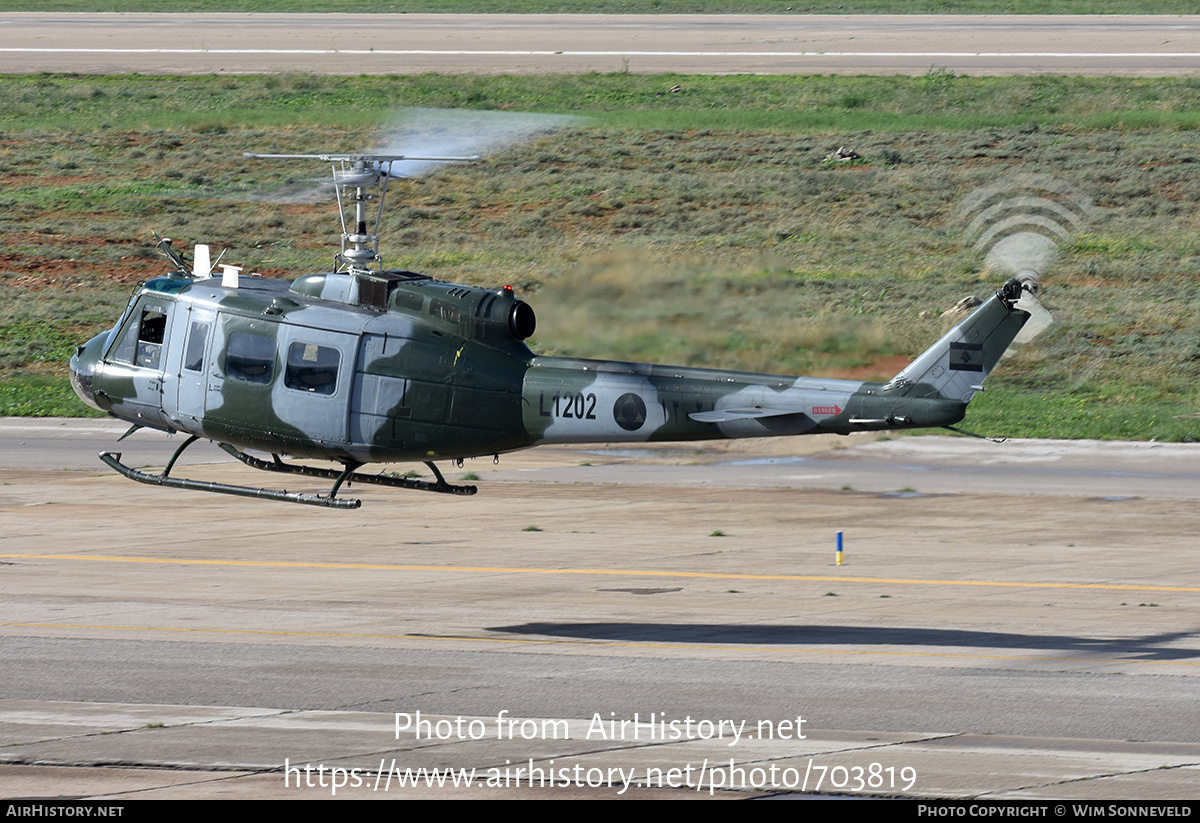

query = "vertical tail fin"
[[888, 279, 1029, 403]]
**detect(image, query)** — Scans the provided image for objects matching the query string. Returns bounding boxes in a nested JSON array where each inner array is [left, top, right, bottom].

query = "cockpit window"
[[225, 332, 275, 384], [284, 342, 339, 396], [111, 303, 169, 369]]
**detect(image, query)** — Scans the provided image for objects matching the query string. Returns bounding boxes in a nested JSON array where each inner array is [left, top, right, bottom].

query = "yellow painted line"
[[3, 622, 1197, 667], [3, 553, 1197, 593]]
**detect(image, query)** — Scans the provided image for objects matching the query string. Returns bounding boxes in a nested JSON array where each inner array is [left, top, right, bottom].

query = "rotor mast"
[[333, 157, 389, 272], [244, 152, 478, 274]]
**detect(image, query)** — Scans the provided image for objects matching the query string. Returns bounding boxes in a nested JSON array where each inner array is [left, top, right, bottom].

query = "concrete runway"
[[1, 13, 1199, 76], [1, 419, 1198, 799]]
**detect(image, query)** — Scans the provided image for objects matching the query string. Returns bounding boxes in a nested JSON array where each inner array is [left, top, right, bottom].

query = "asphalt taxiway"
[[1, 418, 1198, 799]]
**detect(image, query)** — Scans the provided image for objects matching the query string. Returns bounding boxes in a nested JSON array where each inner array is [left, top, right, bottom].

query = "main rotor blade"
[[373, 107, 586, 178]]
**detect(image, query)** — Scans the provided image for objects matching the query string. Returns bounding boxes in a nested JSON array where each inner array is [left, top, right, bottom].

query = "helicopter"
[[68, 150, 1034, 510]]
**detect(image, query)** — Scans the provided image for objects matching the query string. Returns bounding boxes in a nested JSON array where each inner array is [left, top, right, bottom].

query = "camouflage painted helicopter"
[[69, 151, 1033, 509]]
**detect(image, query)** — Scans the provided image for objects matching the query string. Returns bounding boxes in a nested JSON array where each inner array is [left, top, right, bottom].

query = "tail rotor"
[[956, 172, 1096, 344]]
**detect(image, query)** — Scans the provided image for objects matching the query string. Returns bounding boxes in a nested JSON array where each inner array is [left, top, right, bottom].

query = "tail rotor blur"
[[956, 173, 1096, 344]]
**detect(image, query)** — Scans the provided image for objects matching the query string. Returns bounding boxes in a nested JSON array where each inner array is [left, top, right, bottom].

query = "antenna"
[[194, 244, 212, 279]]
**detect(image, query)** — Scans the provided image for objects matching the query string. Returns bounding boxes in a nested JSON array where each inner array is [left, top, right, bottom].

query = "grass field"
[[2, 72, 1198, 441]]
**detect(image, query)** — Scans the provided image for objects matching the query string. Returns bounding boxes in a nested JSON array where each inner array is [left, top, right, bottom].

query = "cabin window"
[[225, 332, 275, 384], [284, 342, 340, 396], [183, 321, 209, 372]]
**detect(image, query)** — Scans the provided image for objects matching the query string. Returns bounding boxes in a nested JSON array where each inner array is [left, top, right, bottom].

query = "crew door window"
[[225, 332, 276, 384]]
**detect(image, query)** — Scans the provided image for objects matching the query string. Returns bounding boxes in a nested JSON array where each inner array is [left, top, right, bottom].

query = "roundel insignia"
[[613, 392, 647, 431]]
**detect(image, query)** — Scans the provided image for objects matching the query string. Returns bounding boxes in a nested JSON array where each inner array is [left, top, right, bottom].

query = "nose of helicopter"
[[69, 334, 105, 412]]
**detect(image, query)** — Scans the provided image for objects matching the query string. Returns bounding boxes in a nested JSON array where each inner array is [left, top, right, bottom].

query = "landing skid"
[[218, 444, 477, 497], [99, 436, 476, 510]]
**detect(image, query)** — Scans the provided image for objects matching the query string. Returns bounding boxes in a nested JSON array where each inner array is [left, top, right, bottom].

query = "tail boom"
[[520, 280, 1029, 446]]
